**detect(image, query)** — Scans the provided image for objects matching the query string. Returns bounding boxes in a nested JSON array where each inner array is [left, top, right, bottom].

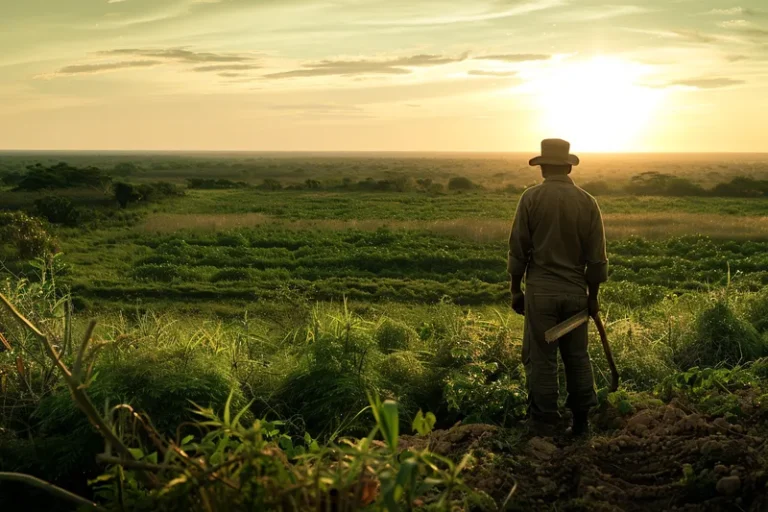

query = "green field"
[[2, 153, 768, 511]]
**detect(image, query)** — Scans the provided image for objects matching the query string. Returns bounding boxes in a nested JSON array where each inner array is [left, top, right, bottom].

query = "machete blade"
[[544, 309, 590, 343]]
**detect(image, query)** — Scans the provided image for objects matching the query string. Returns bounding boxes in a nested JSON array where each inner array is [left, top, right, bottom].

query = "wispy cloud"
[[726, 54, 750, 62], [705, 7, 762, 16], [468, 70, 518, 77], [107, 0, 128, 4], [51, 60, 161, 76], [556, 4, 650, 22], [668, 77, 746, 89], [193, 64, 261, 72], [477, 54, 550, 62], [102, 48, 255, 63], [264, 53, 468, 79], [362, 0, 563, 26]]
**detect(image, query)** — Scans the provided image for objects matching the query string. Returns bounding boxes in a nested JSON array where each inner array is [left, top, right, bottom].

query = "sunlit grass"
[[141, 212, 768, 241]]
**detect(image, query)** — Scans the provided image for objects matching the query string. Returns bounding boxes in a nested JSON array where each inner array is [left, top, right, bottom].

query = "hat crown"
[[540, 138, 571, 158]]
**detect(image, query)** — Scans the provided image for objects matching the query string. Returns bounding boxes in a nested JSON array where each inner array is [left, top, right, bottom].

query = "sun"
[[521, 56, 667, 152]]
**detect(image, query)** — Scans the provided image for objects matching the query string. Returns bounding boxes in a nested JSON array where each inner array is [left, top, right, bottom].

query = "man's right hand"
[[588, 298, 600, 318], [512, 292, 525, 316]]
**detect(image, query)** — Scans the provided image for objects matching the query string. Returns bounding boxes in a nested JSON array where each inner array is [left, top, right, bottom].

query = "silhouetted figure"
[[508, 139, 608, 437]]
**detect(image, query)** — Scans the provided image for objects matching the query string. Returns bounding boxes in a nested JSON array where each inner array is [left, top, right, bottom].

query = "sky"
[[1, 0, 767, 152]]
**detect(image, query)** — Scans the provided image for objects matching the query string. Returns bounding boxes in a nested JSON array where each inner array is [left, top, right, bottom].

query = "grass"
[[142, 211, 768, 241]]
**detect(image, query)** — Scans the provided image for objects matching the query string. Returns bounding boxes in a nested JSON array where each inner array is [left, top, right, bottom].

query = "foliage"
[[12, 163, 111, 192], [676, 299, 767, 369], [34, 196, 84, 226], [375, 318, 418, 353], [447, 176, 476, 191], [187, 178, 250, 190], [0, 212, 57, 260]]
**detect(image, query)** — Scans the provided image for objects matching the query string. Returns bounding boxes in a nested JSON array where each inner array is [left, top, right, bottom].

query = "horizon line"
[[1, 149, 767, 156]]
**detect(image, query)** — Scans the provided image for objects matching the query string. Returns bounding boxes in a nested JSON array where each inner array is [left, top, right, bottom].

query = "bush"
[[676, 300, 767, 369], [0, 212, 57, 260], [447, 176, 475, 191], [746, 288, 768, 333], [37, 347, 243, 435], [379, 351, 426, 391], [34, 196, 83, 226], [375, 318, 418, 353]]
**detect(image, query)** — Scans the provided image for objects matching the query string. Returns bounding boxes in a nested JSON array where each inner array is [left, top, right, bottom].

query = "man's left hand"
[[512, 292, 525, 316]]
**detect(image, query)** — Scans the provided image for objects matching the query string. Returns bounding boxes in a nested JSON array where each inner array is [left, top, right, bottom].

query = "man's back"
[[508, 174, 608, 294]]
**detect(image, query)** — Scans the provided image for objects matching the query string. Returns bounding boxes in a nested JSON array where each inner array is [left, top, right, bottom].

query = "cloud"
[[706, 7, 761, 16], [668, 77, 746, 89], [264, 53, 468, 79], [726, 54, 749, 62], [362, 0, 564, 26], [107, 0, 128, 3], [193, 64, 261, 72], [670, 29, 721, 43], [557, 4, 651, 21], [52, 60, 162, 76], [468, 70, 518, 77], [477, 54, 550, 62], [218, 72, 245, 78], [102, 48, 254, 64]]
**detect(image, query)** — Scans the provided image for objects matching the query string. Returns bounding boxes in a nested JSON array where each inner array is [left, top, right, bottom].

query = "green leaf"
[[181, 435, 195, 446]]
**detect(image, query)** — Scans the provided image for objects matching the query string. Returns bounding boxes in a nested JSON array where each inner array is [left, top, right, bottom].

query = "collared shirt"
[[508, 174, 608, 294]]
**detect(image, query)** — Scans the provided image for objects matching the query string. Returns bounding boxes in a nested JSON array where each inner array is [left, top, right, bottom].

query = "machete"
[[543, 309, 620, 392]]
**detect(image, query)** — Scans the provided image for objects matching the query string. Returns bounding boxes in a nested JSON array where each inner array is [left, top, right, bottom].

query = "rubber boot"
[[566, 410, 590, 438]]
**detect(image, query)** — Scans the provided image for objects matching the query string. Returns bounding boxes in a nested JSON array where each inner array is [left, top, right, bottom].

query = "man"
[[508, 138, 608, 437]]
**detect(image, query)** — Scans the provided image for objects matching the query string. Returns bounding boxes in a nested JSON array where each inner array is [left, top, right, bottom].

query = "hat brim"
[[529, 154, 580, 167]]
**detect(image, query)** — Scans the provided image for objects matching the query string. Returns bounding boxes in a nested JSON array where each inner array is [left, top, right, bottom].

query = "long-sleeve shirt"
[[508, 174, 608, 295]]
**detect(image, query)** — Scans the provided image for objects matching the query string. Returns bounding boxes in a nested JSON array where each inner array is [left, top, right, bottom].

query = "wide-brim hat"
[[529, 138, 580, 166]]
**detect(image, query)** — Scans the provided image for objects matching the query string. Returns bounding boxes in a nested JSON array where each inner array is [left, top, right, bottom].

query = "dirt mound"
[[403, 404, 768, 511]]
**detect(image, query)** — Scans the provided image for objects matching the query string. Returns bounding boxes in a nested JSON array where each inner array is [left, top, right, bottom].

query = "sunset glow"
[[0, 0, 766, 152]]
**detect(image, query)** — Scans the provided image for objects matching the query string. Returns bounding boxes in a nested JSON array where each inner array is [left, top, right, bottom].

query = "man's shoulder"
[[572, 184, 601, 208], [519, 183, 544, 201]]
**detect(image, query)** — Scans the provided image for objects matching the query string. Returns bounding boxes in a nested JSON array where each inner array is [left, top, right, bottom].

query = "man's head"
[[540, 164, 572, 177]]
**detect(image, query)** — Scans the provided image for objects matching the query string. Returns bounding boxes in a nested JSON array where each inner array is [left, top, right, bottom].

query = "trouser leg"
[[558, 296, 598, 414], [522, 293, 561, 424]]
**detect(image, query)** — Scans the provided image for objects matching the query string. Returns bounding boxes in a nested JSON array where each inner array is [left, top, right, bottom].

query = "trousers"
[[522, 291, 598, 424]]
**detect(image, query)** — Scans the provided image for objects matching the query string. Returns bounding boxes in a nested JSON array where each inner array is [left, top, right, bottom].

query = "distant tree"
[[114, 182, 140, 209], [257, 179, 283, 191], [447, 176, 475, 191], [305, 179, 323, 190], [710, 177, 768, 198], [14, 162, 111, 191], [626, 172, 705, 197]]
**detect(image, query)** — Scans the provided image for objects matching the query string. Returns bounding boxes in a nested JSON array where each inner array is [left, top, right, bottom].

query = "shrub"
[[676, 300, 767, 369], [746, 288, 768, 333], [257, 178, 283, 191], [0, 212, 57, 260], [34, 196, 83, 226], [447, 176, 475, 191], [375, 318, 418, 353], [379, 352, 426, 392], [36, 346, 243, 436]]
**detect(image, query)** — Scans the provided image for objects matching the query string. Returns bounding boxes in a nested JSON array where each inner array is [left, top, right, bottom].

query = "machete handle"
[[592, 313, 619, 392]]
